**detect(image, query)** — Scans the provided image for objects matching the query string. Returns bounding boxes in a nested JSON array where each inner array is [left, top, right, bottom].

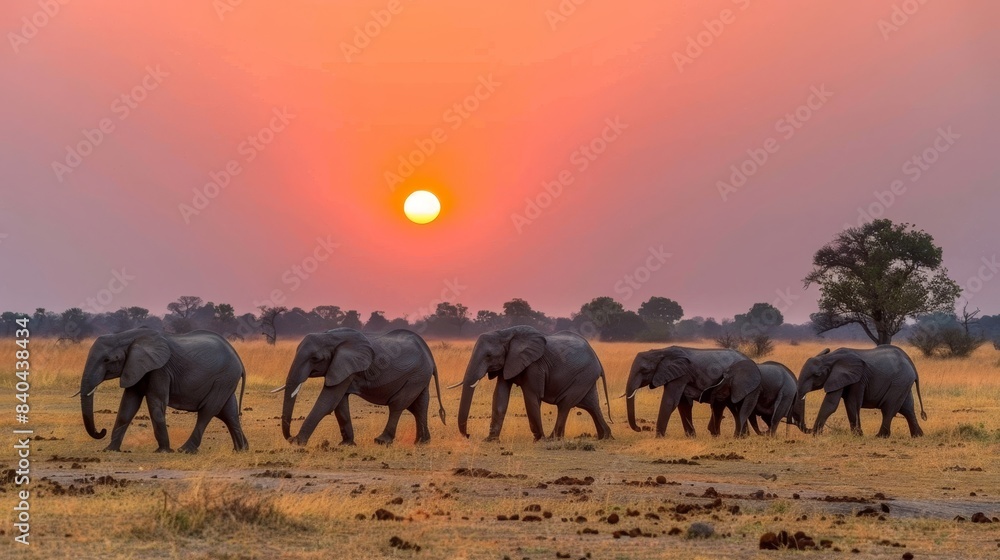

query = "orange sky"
[[2, 1, 998, 322]]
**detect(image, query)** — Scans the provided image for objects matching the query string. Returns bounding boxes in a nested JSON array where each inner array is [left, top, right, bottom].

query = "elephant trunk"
[[80, 364, 106, 440], [281, 385, 297, 441], [457, 349, 487, 438], [625, 370, 644, 433], [281, 358, 310, 441], [790, 390, 809, 433]]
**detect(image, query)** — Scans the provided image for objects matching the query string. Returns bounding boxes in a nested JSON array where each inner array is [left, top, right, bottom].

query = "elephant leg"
[[707, 402, 725, 437], [898, 392, 923, 437], [523, 390, 545, 442], [333, 396, 355, 445], [578, 388, 612, 440], [654, 382, 683, 437], [216, 395, 248, 451], [734, 390, 760, 438], [876, 388, 908, 438], [770, 395, 793, 435], [375, 407, 405, 445], [678, 397, 696, 437], [839, 386, 862, 436], [408, 388, 431, 444], [550, 405, 570, 440], [144, 374, 175, 453], [812, 389, 844, 435], [178, 406, 216, 453], [749, 413, 765, 436], [104, 387, 145, 452], [485, 380, 513, 442], [292, 382, 352, 446]]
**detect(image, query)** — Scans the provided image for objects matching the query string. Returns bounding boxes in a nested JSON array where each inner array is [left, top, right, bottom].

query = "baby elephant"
[[79, 328, 249, 453], [708, 361, 807, 436], [708, 361, 809, 436], [279, 328, 444, 446]]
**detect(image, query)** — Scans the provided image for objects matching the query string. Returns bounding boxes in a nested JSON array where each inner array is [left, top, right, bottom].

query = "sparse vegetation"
[[4, 338, 999, 559]]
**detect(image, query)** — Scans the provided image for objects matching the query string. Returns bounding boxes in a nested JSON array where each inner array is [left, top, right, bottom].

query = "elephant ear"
[[727, 360, 762, 403], [824, 354, 866, 393], [503, 331, 546, 380], [121, 333, 171, 388], [326, 335, 374, 387], [650, 354, 692, 389]]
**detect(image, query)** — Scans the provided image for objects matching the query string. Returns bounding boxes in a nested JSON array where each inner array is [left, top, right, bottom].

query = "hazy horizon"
[[3, 1, 998, 323]]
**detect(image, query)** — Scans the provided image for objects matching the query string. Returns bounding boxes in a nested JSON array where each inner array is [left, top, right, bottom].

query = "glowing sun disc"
[[404, 190, 441, 224]]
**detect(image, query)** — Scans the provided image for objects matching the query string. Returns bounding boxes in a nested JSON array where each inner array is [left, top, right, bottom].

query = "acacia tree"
[[804, 220, 961, 345], [258, 305, 288, 345]]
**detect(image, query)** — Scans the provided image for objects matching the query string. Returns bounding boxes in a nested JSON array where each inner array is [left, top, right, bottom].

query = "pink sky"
[[1, 1, 998, 323]]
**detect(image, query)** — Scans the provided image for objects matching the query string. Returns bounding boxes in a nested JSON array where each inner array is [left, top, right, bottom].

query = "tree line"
[[2, 220, 997, 356]]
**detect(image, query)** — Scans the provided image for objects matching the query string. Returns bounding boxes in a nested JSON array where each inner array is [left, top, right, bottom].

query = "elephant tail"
[[600, 367, 613, 424], [432, 364, 446, 426], [238, 365, 247, 417], [914, 373, 927, 421]]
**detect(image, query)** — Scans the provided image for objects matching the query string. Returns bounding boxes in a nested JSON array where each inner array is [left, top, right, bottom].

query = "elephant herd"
[[77, 326, 927, 453]]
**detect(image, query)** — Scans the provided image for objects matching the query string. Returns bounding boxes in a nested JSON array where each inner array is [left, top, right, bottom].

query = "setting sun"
[[403, 190, 441, 224]]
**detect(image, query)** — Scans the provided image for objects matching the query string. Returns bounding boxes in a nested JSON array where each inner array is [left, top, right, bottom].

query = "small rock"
[[687, 522, 714, 539]]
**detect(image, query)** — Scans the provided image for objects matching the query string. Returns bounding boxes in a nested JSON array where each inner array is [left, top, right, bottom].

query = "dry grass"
[[2, 338, 999, 558]]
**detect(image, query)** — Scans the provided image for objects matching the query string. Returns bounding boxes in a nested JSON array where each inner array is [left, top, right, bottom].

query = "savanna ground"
[[1, 339, 999, 559]]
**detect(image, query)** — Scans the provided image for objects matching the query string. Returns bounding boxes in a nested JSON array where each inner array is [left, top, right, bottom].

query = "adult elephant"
[[279, 328, 445, 446], [708, 361, 808, 437], [625, 347, 754, 437], [79, 328, 248, 453], [455, 326, 612, 441], [797, 346, 927, 437]]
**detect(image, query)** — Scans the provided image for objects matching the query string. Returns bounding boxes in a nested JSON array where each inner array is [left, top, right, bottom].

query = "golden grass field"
[[2, 338, 999, 559]]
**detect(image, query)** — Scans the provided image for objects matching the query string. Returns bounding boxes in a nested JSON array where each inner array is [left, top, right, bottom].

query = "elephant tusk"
[[618, 393, 626, 399], [269, 385, 287, 393], [87, 387, 98, 397], [69, 390, 81, 398], [446, 381, 463, 390], [469, 379, 481, 389], [626, 388, 639, 399], [290, 383, 304, 398]]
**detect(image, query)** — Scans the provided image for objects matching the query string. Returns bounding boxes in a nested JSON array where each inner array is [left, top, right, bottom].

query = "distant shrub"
[[740, 334, 775, 359], [714, 332, 740, 350], [908, 325, 985, 359], [908, 325, 942, 358], [941, 328, 986, 358], [993, 339, 1000, 351]]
